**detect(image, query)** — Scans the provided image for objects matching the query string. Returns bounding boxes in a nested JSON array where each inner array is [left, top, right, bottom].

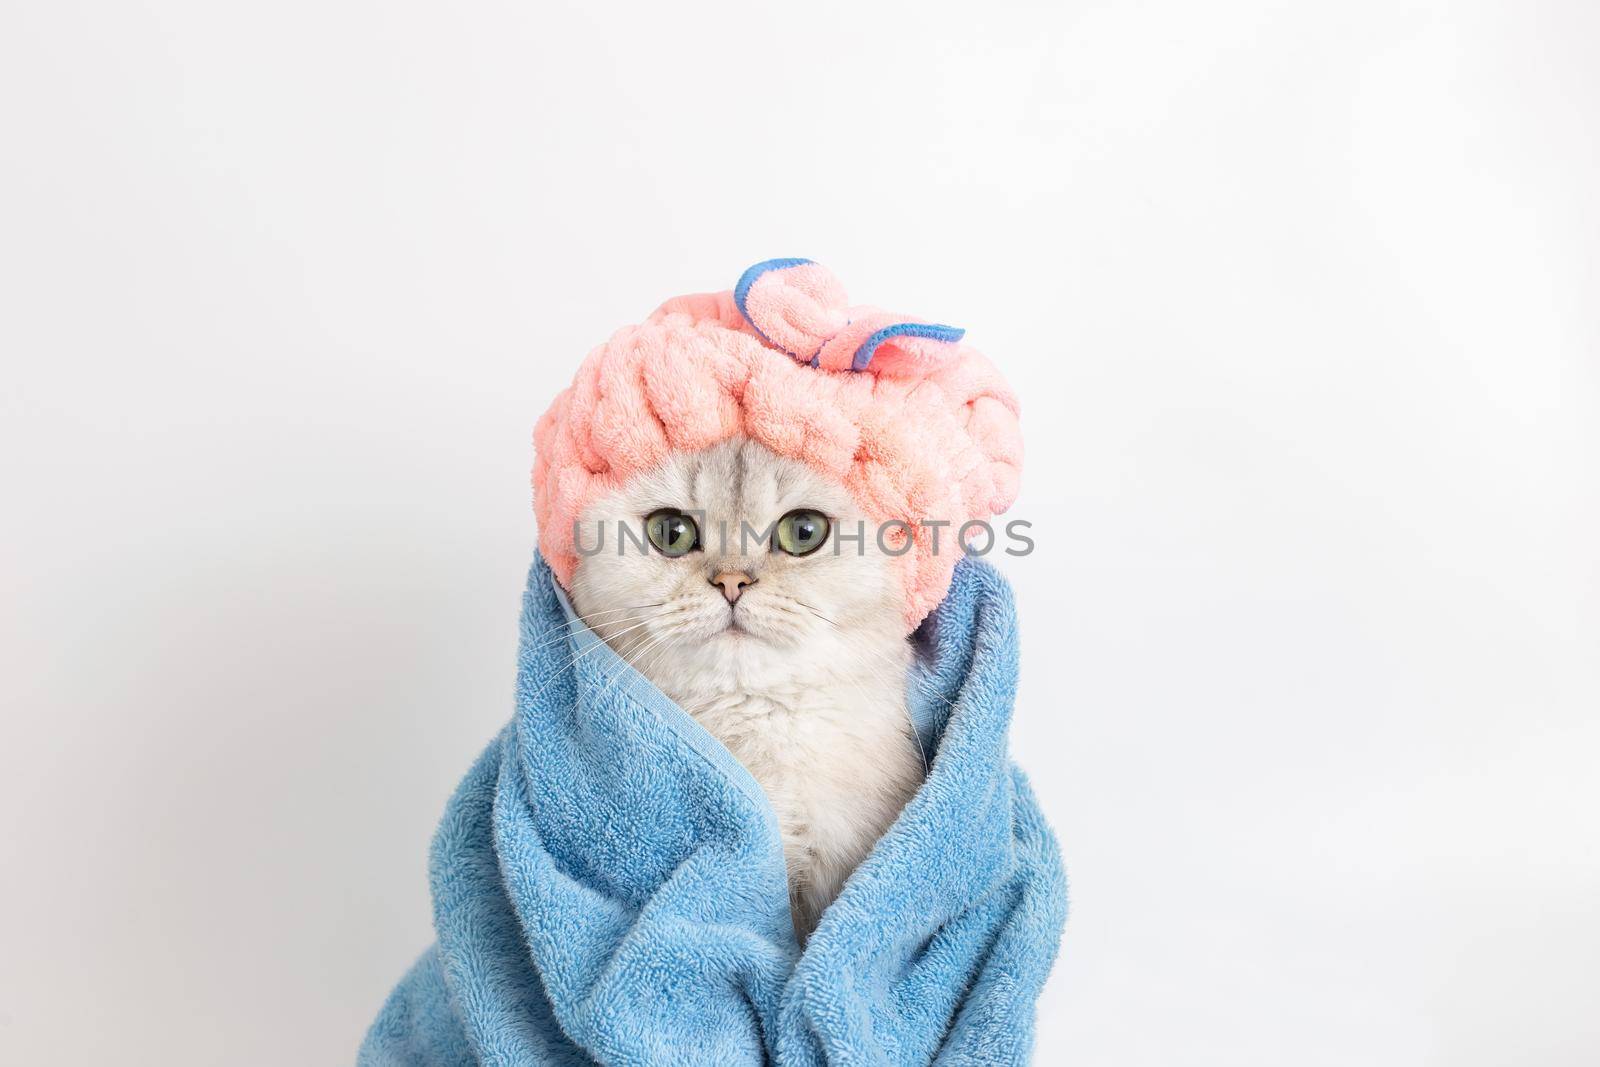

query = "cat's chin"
[[702, 620, 784, 648]]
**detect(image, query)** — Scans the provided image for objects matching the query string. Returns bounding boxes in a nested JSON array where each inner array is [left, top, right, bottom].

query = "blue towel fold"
[[361, 555, 1066, 1065]]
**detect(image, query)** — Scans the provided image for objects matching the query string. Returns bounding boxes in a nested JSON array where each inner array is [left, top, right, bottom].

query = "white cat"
[[569, 437, 924, 941]]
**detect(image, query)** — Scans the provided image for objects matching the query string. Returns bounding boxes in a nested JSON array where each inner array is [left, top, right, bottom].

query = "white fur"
[[569, 438, 924, 941]]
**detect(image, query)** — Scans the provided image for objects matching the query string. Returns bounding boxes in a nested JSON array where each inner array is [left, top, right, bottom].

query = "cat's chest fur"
[[664, 669, 925, 941]]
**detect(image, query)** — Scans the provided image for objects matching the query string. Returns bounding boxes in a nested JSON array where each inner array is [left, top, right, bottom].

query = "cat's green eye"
[[645, 509, 701, 557], [774, 509, 830, 557]]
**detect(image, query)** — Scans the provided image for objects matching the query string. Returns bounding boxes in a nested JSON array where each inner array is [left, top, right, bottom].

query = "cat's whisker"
[[592, 627, 679, 706], [559, 602, 666, 630], [582, 615, 659, 649], [522, 613, 672, 705], [791, 598, 839, 627], [834, 637, 956, 703], [630, 631, 680, 683], [578, 602, 666, 620], [525, 613, 656, 657], [836, 669, 931, 776], [617, 616, 670, 659], [525, 602, 668, 654], [855, 669, 934, 745], [565, 596, 680, 691], [836, 649, 939, 774], [591, 637, 659, 703]]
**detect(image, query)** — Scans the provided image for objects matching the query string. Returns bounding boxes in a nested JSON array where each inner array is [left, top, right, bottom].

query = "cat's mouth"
[[715, 605, 777, 642]]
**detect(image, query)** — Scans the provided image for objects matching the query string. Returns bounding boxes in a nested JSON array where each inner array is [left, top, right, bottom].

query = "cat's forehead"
[[627, 441, 851, 515]]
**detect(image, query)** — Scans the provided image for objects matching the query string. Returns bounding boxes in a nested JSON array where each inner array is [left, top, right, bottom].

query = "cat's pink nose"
[[711, 571, 755, 604]]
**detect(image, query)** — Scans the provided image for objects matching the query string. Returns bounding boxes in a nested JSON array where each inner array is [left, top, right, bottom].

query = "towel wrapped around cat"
[[360, 554, 1066, 1065], [361, 260, 1066, 1063]]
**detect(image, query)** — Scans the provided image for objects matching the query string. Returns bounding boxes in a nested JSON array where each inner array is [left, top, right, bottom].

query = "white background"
[[2, 1, 1596, 1063]]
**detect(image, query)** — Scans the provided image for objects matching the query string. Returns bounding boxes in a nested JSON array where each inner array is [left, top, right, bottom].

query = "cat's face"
[[568, 438, 906, 693]]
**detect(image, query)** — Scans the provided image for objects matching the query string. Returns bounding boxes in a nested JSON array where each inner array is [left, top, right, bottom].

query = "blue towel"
[[361, 555, 1066, 1065]]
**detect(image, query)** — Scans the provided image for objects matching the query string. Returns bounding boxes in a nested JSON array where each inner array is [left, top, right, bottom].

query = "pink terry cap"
[[532, 259, 1023, 630]]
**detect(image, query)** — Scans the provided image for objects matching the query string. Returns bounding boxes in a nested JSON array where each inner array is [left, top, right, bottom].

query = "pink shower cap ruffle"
[[532, 259, 1023, 630]]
